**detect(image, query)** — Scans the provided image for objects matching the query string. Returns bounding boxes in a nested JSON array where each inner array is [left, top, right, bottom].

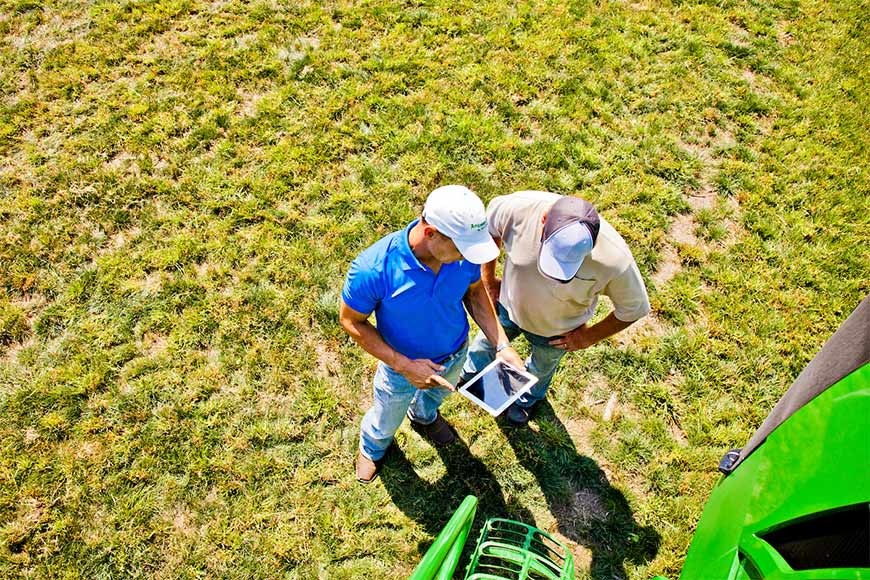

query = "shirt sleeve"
[[486, 196, 508, 238], [466, 261, 482, 284], [341, 255, 384, 315], [603, 261, 651, 322]]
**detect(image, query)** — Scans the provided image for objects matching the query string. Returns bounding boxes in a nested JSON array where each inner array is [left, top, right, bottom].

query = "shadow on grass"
[[499, 400, 661, 580], [380, 433, 534, 568], [379, 403, 659, 578]]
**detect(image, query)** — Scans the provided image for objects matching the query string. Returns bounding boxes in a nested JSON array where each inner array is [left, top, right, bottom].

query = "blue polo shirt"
[[342, 219, 481, 362]]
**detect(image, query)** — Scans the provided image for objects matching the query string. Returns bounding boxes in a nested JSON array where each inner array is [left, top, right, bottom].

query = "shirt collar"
[[397, 219, 428, 271]]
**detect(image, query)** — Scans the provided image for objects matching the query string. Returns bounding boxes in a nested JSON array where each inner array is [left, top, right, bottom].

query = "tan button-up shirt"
[[488, 191, 650, 337]]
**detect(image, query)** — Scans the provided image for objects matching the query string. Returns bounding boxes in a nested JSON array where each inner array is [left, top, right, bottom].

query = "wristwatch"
[[495, 342, 512, 353]]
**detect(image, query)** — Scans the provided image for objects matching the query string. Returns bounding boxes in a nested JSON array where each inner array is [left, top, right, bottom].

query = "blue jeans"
[[460, 303, 566, 409], [359, 342, 468, 461]]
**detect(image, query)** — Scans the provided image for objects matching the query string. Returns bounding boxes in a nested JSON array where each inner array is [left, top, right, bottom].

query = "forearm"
[[465, 284, 508, 347], [582, 312, 634, 344], [479, 237, 501, 302], [480, 260, 498, 288]]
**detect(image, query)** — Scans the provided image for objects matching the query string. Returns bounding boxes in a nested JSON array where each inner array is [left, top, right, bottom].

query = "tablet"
[[458, 359, 539, 417]]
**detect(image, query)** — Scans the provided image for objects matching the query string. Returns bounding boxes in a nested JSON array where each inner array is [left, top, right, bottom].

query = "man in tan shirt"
[[458, 191, 650, 425]]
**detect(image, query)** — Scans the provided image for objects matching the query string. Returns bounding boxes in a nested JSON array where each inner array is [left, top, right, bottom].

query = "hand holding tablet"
[[457, 359, 538, 417]]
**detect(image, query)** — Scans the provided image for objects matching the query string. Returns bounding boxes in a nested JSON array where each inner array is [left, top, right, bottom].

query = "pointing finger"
[[428, 374, 455, 391]]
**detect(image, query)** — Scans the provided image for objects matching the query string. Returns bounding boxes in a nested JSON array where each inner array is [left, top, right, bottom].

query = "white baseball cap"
[[538, 196, 600, 282], [422, 185, 500, 264]]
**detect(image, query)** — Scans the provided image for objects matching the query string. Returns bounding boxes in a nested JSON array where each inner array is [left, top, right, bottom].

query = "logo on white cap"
[[423, 185, 500, 265]]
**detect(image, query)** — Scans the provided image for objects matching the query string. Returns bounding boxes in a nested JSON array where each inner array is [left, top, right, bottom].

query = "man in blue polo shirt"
[[340, 185, 524, 483]]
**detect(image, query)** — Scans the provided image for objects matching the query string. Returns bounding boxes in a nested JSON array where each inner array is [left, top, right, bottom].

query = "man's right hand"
[[395, 357, 455, 391]]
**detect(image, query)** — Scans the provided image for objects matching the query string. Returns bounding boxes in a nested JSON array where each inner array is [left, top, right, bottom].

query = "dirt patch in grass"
[[580, 373, 611, 409], [652, 243, 682, 287], [139, 29, 184, 61], [670, 423, 688, 447], [680, 128, 736, 186], [729, 23, 752, 48], [680, 140, 716, 169], [551, 533, 593, 570], [687, 184, 717, 211], [194, 261, 212, 278], [103, 227, 141, 255], [105, 151, 141, 177], [75, 440, 103, 460], [615, 312, 667, 348], [141, 332, 169, 357], [142, 334, 168, 356], [663, 125, 746, 286], [718, 218, 743, 249], [777, 21, 795, 47], [670, 213, 698, 246], [11, 294, 46, 316], [652, 213, 698, 286], [11, 10, 91, 53], [551, 487, 612, 570], [255, 390, 295, 416], [236, 89, 268, 118], [169, 506, 197, 538], [140, 272, 165, 296], [357, 379, 374, 412], [1, 336, 35, 366], [314, 342, 340, 378], [563, 418, 602, 462], [758, 114, 777, 136], [681, 127, 735, 155], [23, 427, 39, 445]]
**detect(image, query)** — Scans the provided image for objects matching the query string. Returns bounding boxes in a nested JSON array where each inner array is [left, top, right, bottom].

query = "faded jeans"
[[460, 302, 566, 409], [359, 342, 468, 461]]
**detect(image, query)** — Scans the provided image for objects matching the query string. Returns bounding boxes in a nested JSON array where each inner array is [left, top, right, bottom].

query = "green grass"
[[1, 0, 867, 578]]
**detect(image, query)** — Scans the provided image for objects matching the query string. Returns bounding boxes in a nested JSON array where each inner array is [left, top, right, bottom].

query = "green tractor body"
[[676, 297, 869, 580]]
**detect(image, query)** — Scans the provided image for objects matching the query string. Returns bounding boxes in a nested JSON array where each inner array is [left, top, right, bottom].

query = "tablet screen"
[[460, 360, 537, 416]]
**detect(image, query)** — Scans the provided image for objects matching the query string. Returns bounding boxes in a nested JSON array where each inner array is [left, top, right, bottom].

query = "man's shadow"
[[380, 433, 534, 568], [499, 400, 660, 579], [380, 403, 659, 578]]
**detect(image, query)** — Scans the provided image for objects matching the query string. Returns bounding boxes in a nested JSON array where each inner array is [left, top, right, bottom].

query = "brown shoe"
[[355, 452, 382, 484], [409, 413, 456, 447]]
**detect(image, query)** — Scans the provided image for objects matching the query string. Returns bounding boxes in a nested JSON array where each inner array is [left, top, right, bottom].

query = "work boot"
[[355, 451, 382, 484], [409, 413, 456, 446], [506, 402, 534, 426]]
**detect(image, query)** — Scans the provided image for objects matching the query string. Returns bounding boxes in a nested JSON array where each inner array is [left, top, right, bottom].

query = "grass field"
[[1, 0, 867, 578]]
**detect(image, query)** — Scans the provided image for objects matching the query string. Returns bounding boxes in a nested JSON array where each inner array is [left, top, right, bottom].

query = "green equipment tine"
[[409, 495, 479, 580]]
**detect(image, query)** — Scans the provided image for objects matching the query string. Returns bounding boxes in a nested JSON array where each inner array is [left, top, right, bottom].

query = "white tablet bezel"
[[458, 358, 539, 417]]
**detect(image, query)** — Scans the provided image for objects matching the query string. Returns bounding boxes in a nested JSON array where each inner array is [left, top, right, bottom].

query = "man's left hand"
[[496, 346, 525, 371], [549, 325, 597, 351]]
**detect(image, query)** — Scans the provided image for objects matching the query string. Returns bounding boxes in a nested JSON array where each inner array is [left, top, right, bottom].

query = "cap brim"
[[539, 242, 583, 282], [455, 232, 500, 265]]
